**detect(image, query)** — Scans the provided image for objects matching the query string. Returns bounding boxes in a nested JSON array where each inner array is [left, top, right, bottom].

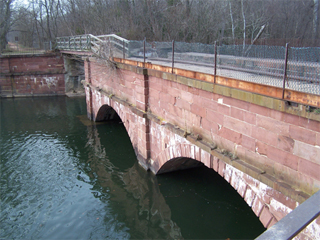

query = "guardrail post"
[[214, 41, 217, 83], [123, 40, 125, 59], [282, 43, 289, 99], [172, 40, 175, 74], [87, 35, 90, 50], [80, 36, 82, 50], [68, 37, 71, 49], [108, 37, 112, 59]]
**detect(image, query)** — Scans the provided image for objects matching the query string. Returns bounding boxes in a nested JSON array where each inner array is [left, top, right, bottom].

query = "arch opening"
[[157, 157, 204, 175], [95, 104, 121, 122]]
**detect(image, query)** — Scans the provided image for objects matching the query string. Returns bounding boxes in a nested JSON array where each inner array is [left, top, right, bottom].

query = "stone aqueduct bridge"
[[82, 54, 320, 238]]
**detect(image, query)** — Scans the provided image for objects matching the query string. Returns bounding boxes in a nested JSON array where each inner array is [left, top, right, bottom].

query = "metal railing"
[[55, 34, 320, 96], [56, 34, 130, 58], [255, 190, 320, 240]]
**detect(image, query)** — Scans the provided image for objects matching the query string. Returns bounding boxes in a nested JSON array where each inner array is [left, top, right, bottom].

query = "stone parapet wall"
[[0, 53, 65, 97]]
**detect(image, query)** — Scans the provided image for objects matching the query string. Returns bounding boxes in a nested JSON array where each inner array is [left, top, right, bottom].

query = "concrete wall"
[[0, 53, 65, 97], [84, 57, 320, 239]]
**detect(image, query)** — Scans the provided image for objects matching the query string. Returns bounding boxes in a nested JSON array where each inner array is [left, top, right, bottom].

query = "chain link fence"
[[55, 34, 320, 96], [124, 40, 320, 95]]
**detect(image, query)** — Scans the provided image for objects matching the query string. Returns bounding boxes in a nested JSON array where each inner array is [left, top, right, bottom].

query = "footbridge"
[[56, 34, 320, 239]]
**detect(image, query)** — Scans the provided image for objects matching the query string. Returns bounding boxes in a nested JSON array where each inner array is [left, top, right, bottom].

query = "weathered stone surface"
[[1, 54, 65, 97], [84, 58, 320, 235]]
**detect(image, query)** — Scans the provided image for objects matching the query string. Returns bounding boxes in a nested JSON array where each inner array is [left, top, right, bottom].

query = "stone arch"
[[95, 104, 121, 122], [91, 94, 142, 163], [154, 143, 284, 229], [155, 144, 204, 174]]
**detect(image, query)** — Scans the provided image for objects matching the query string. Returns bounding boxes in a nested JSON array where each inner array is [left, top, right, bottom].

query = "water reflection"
[[83, 124, 182, 239], [1, 97, 264, 239]]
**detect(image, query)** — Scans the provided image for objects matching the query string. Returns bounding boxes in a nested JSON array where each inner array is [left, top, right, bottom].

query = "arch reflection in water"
[[83, 124, 183, 239], [86, 112, 265, 239], [0, 97, 264, 239]]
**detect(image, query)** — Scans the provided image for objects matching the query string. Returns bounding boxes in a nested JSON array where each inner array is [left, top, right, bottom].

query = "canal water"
[[0, 97, 265, 239]]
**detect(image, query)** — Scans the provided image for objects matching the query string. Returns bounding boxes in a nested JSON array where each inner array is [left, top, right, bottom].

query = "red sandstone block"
[[293, 140, 320, 164], [299, 117, 320, 132], [188, 86, 199, 95], [218, 103, 231, 116], [135, 92, 146, 103], [135, 101, 146, 111], [167, 86, 181, 98], [193, 95, 218, 112], [249, 103, 271, 117], [175, 98, 191, 111], [149, 88, 160, 100], [189, 111, 202, 128], [160, 92, 175, 105], [238, 179, 247, 197], [299, 159, 320, 181], [150, 81, 162, 92], [199, 89, 213, 99], [259, 206, 274, 228], [230, 171, 240, 190], [289, 124, 317, 145], [270, 108, 285, 121], [224, 116, 252, 136], [149, 96, 160, 107], [317, 133, 320, 146], [206, 109, 224, 125], [284, 113, 300, 125], [241, 134, 256, 152], [277, 135, 295, 153], [180, 91, 193, 103], [256, 141, 268, 156], [252, 197, 264, 217], [218, 160, 225, 177], [218, 127, 242, 145], [267, 188, 297, 211], [267, 145, 299, 171], [223, 96, 251, 111], [213, 156, 219, 172], [177, 82, 189, 92], [251, 126, 278, 147], [231, 107, 245, 121], [201, 118, 219, 134], [244, 187, 256, 207], [256, 115, 290, 135], [191, 103, 206, 118], [268, 218, 278, 228], [134, 84, 145, 95]]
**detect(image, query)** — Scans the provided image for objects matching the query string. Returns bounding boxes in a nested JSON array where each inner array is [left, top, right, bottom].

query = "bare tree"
[[0, 0, 14, 52]]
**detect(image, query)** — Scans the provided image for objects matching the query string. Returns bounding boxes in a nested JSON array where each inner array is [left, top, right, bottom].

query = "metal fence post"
[[214, 41, 217, 83], [172, 40, 175, 74], [87, 35, 90, 50], [143, 38, 146, 67], [68, 37, 70, 49], [282, 43, 289, 99]]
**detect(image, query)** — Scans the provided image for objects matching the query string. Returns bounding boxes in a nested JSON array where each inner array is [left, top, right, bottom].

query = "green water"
[[0, 97, 265, 239]]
